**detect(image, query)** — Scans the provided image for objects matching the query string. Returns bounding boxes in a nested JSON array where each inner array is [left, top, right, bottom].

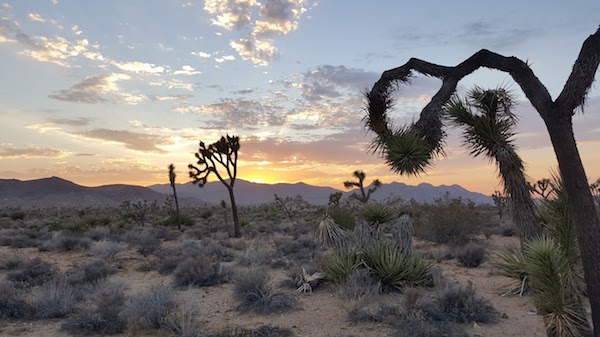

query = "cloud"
[[49, 73, 131, 103], [287, 65, 378, 102], [71, 128, 172, 153], [458, 22, 540, 49], [148, 94, 192, 101], [203, 0, 257, 30], [46, 117, 93, 126], [191, 51, 211, 58], [111, 60, 165, 74], [204, 0, 315, 65], [173, 98, 286, 128], [27, 13, 46, 22], [0, 144, 70, 159], [173, 65, 201, 76]]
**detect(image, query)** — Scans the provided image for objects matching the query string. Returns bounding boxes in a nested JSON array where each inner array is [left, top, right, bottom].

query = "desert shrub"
[[413, 197, 483, 246], [61, 281, 128, 335], [66, 260, 117, 286], [322, 246, 362, 282], [232, 267, 296, 314], [173, 255, 223, 287], [393, 317, 469, 337], [236, 242, 272, 267], [40, 232, 92, 252], [348, 300, 400, 323], [0, 282, 33, 319], [84, 226, 112, 241], [181, 238, 235, 262], [6, 258, 58, 288], [89, 239, 128, 260], [501, 225, 516, 237], [199, 208, 213, 219], [328, 206, 356, 230], [137, 232, 161, 257], [8, 209, 26, 220], [338, 268, 382, 301], [421, 285, 499, 323], [212, 325, 294, 337], [360, 202, 397, 225], [32, 278, 78, 318], [159, 302, 203, 337], [0, 252, 25, 270], [456, 243, 486, 267], [362, 240, 433, 290], [163, 213, 195, 227], [184, 228, 204, 240], [120, 285, 176, 330], [275, 234, 322, 265]]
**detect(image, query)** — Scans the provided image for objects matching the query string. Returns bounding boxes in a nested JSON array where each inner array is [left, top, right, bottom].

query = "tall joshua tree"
[[168, 164, 181, 230], [189, 135, 242, 238], [364, 28, 600, 335], [446, 87, 543, 244], [343, 170, 381, 203]]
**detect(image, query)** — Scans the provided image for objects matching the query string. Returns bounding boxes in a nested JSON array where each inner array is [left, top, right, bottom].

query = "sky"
[[1, 0, 599, 195]]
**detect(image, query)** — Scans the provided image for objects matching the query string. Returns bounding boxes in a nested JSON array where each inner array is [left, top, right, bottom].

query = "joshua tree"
[[529, 178, 555, 201], [328, 191, 343, 206], [168, 164, 181, 230], [189, 135, 241, 238], [364, 28, 600, 335], [446, 87, 543, 243], [591, 178, 600, 206], [491, 190, 509, 219], [343, 170, 381, 203]]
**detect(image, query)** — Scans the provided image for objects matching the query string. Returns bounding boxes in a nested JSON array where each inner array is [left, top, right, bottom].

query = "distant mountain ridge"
[[0, 176, 492, 208], [150, 179, 493, 205], [0, 177, 206, 208]]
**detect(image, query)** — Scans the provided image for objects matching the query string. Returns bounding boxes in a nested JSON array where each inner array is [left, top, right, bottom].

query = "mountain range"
[[0, 176, 492, 208]]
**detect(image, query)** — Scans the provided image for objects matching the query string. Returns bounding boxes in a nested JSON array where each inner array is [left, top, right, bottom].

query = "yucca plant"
[[525, 237, 591, 337], [362, 240, 432, 290], [492, 246, 529, 296], [322, 246, 362, 282], [315, 215, 348, 249], [360, 202, 397, 228]]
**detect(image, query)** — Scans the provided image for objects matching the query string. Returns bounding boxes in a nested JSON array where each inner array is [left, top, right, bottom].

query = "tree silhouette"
[[491, 190, 509, 219], [189, 135, 241, 238], [529, 178, 555, 201], [168, 164, 181, 230], [343, 170, 381, 203], [446, 87, 543, 243], [365, 28, 600, 335]]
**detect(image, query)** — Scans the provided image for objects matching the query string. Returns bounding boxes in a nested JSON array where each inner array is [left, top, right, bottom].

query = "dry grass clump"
[[232, 267, 297, 314]]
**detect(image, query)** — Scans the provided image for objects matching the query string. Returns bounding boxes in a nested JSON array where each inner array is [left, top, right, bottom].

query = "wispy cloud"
[[71, 128, 172, 153], [204, 0, 315, 65], [27, 13, 46, 22], [110, 60, 165, 74], [46, 117, 93, 126], [0, 144, 70, 159], [49, 73, 130, 103]]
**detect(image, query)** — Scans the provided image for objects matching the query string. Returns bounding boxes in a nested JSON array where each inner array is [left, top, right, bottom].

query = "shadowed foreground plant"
[[492, 246, 528, 295], [360, 202, 397, 228], [526, 237, 591, 337], [362, 240, 433, 290]]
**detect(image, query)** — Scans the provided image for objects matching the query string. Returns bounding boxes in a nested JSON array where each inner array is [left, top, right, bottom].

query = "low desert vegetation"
[[2, 188, 596, 337]]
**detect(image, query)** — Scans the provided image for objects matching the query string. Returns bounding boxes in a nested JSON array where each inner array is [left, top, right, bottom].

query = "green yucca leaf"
[[385, 130, 432, 176], [322, 247, 362, 282], [315, 216, 348, 249]]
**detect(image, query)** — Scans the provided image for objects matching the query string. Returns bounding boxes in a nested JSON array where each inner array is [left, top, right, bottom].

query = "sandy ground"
[[0, 235, 548, 337]]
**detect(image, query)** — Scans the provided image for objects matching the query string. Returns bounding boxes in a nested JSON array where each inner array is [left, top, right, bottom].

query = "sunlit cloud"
[[46, 117, 93, 126], [49, 73, 131, 103], [0, 144, 70, 159], [111, 60, 165, 74], [70, 128, 173, 153], [204, 0, 315, 65], [27, 13, 46, 22], [191, 51, 211, 58], [173, 65, 201, 76]]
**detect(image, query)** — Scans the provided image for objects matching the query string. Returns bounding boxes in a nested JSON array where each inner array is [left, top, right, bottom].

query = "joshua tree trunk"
[[228, 187, 241, 238], [546, 114, 600, 335]]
